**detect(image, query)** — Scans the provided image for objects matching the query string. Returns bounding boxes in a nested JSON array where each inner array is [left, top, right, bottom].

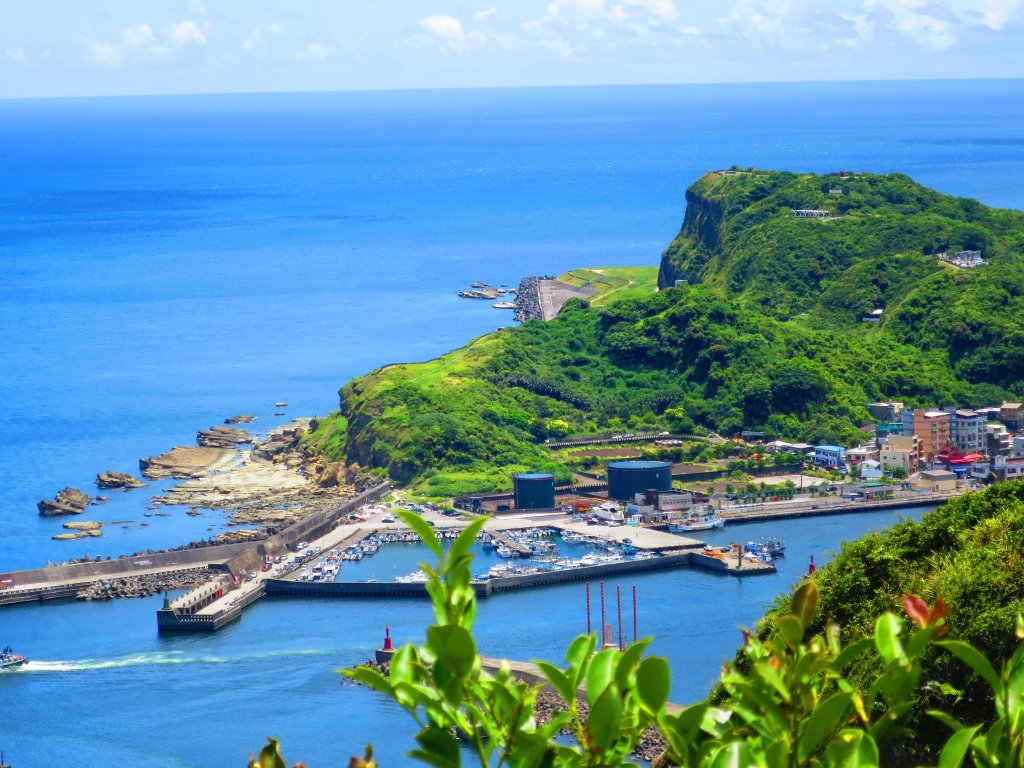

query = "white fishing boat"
[[668, 508, 725, 533]]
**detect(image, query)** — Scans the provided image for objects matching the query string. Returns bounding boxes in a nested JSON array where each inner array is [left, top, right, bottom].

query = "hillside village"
[[766, 399, 1024, 490]]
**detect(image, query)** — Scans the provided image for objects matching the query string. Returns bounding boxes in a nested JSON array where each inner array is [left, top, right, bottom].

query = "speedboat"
[[1, 646, 28, 670]]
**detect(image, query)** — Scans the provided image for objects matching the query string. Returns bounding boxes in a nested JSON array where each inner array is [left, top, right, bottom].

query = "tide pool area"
[[1, 504, 933, 767]]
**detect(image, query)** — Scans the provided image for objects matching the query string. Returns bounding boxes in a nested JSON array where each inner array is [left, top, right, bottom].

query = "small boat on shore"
[[1, 645, 28, 670]]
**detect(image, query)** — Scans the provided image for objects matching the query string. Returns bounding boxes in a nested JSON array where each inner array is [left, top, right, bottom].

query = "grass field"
[[557, 265, 659, 307]]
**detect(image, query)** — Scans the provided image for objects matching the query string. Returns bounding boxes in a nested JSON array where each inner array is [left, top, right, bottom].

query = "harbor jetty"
[[155, 508, 772, 634], [0, 483, 392, 608], [512, 275, 598, 322], [720, 492, 951, 523]]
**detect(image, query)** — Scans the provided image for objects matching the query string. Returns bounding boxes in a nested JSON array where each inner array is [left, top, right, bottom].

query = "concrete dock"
[[720, 492, 950, 523]]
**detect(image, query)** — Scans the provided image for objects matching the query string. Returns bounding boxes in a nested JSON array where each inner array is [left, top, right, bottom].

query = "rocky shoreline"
[[37, 414, 360, 547], [75, 567, 216, 600], [150, 418, 356, 529]]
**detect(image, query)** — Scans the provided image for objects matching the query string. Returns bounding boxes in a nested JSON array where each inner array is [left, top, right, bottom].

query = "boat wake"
[[21, 648, 328, 673]]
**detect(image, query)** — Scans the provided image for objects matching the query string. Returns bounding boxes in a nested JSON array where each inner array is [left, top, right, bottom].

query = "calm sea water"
[[2, 80, 1023, 766]]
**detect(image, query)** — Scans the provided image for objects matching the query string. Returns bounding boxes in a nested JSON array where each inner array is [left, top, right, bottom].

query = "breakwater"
[[0, 483, 392, 608], [722, 493, 951, 523], [261, 549, 771, 601], [512, 275, 553, 322]]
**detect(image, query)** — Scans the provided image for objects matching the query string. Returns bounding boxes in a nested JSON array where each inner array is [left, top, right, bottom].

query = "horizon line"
[[2, 75, 1023, 103]]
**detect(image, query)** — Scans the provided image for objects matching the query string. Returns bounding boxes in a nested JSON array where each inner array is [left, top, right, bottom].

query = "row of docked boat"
[[745, 536, 786, 562], [475, 546, 658, 581]]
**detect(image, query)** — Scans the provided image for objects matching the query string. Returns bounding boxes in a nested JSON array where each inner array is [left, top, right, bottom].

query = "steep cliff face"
[[657, 186, 724, 289], [657, 169, 1024, 325], [657, 170, 796, 293]]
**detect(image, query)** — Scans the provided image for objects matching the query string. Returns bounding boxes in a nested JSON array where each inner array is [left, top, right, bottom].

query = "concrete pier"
[[720, 493, 949, 524]]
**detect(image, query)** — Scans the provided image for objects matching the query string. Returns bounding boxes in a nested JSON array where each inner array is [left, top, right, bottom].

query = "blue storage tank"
[[606, 460, 672, 501]]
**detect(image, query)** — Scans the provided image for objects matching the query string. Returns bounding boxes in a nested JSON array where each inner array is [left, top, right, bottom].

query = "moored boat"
[[668, 508, 725, 533]]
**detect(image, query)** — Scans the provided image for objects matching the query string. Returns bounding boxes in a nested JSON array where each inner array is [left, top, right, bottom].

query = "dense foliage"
[[251, 488, 1024, 767], [306, 171, 1023, 494], [757, 478, 1024, 761]]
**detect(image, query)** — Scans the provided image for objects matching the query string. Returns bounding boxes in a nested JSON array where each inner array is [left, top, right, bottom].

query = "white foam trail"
[[21, 648, 329, 672]]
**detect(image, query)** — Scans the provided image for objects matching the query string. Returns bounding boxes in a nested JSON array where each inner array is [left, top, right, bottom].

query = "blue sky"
[[3, 1, 1023, 97]]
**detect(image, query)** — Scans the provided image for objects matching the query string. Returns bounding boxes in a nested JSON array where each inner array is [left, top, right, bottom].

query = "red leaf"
[[902, 595, 930, 629]]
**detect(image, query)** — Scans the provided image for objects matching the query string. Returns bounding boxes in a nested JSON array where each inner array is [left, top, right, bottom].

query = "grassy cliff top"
[[307, 170, 1023, 496]]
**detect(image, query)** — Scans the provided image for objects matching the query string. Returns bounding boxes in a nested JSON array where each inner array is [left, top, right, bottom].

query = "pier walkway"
[[721, 492, 950, 523]]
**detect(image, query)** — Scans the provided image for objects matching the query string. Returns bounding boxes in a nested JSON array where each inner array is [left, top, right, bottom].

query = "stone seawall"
[[512, 275, 553, 323]]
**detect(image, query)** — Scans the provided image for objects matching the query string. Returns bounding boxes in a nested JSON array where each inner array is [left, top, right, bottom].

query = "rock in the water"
[[140, 446, 236, 479], [38, 487, 93, 516], [96, 470, 147, 489], [52, 532, 88, 540], [225, 414, 256, 424], [197, 425, 251, 449], [64, 521, 103, 531]]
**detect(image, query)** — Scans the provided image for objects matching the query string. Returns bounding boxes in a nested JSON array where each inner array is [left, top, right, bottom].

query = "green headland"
[[305, 169, 1024, 497]]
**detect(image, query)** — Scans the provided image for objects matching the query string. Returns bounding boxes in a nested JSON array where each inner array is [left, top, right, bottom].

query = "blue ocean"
[[2, 80, 1024, 766]]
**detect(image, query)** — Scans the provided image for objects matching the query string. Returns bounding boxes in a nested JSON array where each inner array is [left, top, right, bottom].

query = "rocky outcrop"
[[315, 461, 348, 488], [251, 426, 305, 463], [75, 567, 215, 600], [64, 521, 103, 531], [38, 487, 93, 516], [96, 470, 147, 489], [197, 425, 251, 449], [140, 446, 237, 479], [53, 521, 103, 540], [225, 414, 256, 424]]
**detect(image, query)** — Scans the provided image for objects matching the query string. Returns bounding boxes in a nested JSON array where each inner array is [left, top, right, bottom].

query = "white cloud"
[[242, 29, 261, 51], [977, 0, 1020, 29], [6, 48, 27, 62], [295, 42, 334, 62], [267, 22, 283, 36], [624, 0, 678, 21], [87, 41, 123, 67], [418, 14, 478, 54], [474, 8, 498, 23], [419, 14, 467, 42], [166, 20, 207, 46], [857, 0, 1024, 49], [121, 24, 157, 47]]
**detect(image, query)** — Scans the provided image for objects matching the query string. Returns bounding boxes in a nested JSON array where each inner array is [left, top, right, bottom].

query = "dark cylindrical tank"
[[607, 461, 672, 501], [513, 473, 556, 510]]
